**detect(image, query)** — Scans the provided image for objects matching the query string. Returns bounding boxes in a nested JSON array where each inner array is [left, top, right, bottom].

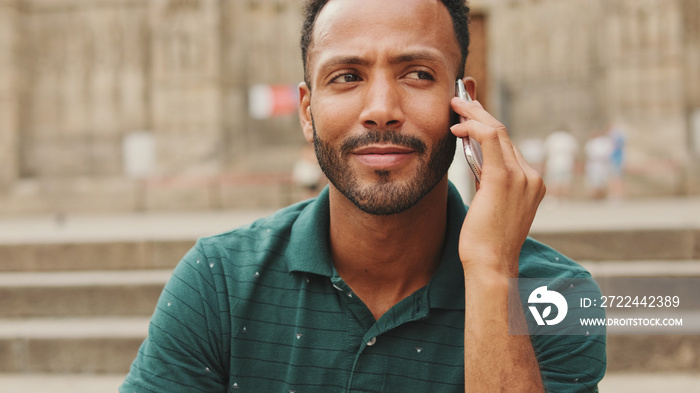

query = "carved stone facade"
[[0, 0, 698, 215]]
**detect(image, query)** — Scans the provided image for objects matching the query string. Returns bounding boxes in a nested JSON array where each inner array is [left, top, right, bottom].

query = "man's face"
[[301, 0, 462, 215]]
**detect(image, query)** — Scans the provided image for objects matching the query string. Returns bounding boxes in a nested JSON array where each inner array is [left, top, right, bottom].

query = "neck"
[[328, 177, 450, 319]]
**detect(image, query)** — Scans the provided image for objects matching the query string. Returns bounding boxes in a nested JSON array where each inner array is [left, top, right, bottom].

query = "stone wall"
[[681, 0, 700, 194], [221, 0, 305, 164], [0, 0, 308, 215], [19, 0, 149, 178], [0, 0, 19, 191], [0, 0, 698, 216], [599, 0, 690, 195], [485, 0, 699, 196]]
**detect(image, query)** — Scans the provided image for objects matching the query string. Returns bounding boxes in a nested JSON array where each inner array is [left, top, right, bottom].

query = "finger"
[[451, 97, 520, 165], [451, 97, 507, 138], [512, 145, 535, 177], [513, 146, 547, 201], [511, 145, 544, 186], [451, 119, 506, 171], [452, 117, 524, 180]]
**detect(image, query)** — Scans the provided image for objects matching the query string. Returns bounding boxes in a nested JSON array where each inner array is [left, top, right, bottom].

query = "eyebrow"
[[389, 50, 444, 65], [317, 49, 446, 75], [316, 55, 371, 75]]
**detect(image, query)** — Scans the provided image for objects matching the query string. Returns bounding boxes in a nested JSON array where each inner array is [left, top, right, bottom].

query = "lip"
[[352, 145, 416, 169]]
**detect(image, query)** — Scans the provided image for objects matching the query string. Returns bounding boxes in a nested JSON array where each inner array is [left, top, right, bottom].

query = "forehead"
[[308, 0, 461, 76]]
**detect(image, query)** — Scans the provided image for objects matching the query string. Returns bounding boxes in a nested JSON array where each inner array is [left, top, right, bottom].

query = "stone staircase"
[[0, 208, 698, 384], [0, 239, 193, 374], [532, 227, 700, 373]]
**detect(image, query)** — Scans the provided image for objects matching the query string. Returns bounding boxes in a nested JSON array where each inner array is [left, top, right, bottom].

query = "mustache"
[[341, 130, 427, 155]]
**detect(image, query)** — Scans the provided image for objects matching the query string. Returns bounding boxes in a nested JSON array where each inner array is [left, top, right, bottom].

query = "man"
[[120, 1, 606, 392]]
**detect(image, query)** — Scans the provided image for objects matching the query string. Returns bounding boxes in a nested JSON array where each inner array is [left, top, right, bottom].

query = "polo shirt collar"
[[286, 186, 335, 277], [286, 183, 467, 310]]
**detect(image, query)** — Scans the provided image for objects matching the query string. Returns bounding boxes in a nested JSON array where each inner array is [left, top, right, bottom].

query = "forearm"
[[463, 269, 544, 392], [451, 93, 548, 391]]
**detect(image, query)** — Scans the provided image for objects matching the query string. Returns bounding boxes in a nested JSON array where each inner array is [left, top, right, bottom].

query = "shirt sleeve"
[[120, 241, 230, 393], [529, 275, 607, 393], [518, 238, 607, 393]]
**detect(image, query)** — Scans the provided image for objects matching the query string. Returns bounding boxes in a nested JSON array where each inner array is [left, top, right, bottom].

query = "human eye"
[[330, 72, 362, 84], [404, 70, 435, 81]]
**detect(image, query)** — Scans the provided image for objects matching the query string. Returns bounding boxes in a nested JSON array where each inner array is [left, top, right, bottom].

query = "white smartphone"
[[455, 79, 483, 183]]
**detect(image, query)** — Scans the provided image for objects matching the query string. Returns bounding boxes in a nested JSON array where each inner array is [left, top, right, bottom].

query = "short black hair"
[[300, 0, 471, 88]]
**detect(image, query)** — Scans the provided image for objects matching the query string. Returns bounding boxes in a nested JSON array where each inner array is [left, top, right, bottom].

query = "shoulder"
[[193, 199, 315, 261], [518, 237, 591, 279]]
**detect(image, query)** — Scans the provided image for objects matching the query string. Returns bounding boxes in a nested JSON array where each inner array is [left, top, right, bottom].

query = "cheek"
[[406, 97, 453, 135], [310, 95, 361, 139]]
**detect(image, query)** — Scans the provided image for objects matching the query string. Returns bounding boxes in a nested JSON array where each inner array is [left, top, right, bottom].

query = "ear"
[[298, 82, 314, 143], [461, 76, 477, 101]]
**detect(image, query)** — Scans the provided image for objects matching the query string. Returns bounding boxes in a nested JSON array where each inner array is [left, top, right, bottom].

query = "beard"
[[312, 118, 456, 215]]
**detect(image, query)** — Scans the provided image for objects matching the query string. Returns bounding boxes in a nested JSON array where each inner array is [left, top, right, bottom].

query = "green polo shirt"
[[121, 184, 606, 392]]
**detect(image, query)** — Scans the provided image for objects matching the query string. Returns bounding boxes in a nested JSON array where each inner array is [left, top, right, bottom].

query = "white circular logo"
[[528, 286, 568, 326]]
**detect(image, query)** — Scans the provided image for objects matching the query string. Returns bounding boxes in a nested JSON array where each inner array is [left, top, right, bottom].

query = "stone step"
[[580, 260, 700, 278], [0, 373, 126, 393], [0, 317, 148, 374], [1, 228, 698, 273], [0, 240, 192, 273], [1, 372, 698, 393], [0, 317, 697, 375], [602, 372, 700, 392], [0, 270, 170, 318], [2, 261, 698, 319], [0, 372, 698, 393], [0, 199, 697, 378], [606, 335, 700, 373], [529, 227, 700, 261], [0, 264, 696, 375]]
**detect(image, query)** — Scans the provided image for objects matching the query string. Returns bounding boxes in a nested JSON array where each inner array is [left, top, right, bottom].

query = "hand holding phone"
[[455, 79, 483, 183]]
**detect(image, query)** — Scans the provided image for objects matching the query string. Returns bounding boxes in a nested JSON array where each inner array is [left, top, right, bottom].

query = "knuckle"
[[530, 172, 545, 189], [483, 128, 500, 143], [492, 122, 508, 136], [529, 173, 547, 200], [494, 165, 516, 184]]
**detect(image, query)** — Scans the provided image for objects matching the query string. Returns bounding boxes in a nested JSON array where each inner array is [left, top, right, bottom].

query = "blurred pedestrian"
[[607, 123, 626, 199], [519, 138, 545, 174], [544, 129, 579, 200], [584, 129, 613, 200]]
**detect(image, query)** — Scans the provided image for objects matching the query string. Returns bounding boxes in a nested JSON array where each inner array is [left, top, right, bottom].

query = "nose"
[[359, 75, 405, 130]]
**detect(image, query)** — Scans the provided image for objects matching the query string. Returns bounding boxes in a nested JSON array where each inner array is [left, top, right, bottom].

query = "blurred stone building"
[[0, 0, 308, 214], [484, 0, 700, 198], [0, 0, 698, 215]]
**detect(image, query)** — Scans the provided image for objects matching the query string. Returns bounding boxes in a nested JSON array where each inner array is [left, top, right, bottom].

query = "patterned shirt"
[[120, 184, 606, 392]]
